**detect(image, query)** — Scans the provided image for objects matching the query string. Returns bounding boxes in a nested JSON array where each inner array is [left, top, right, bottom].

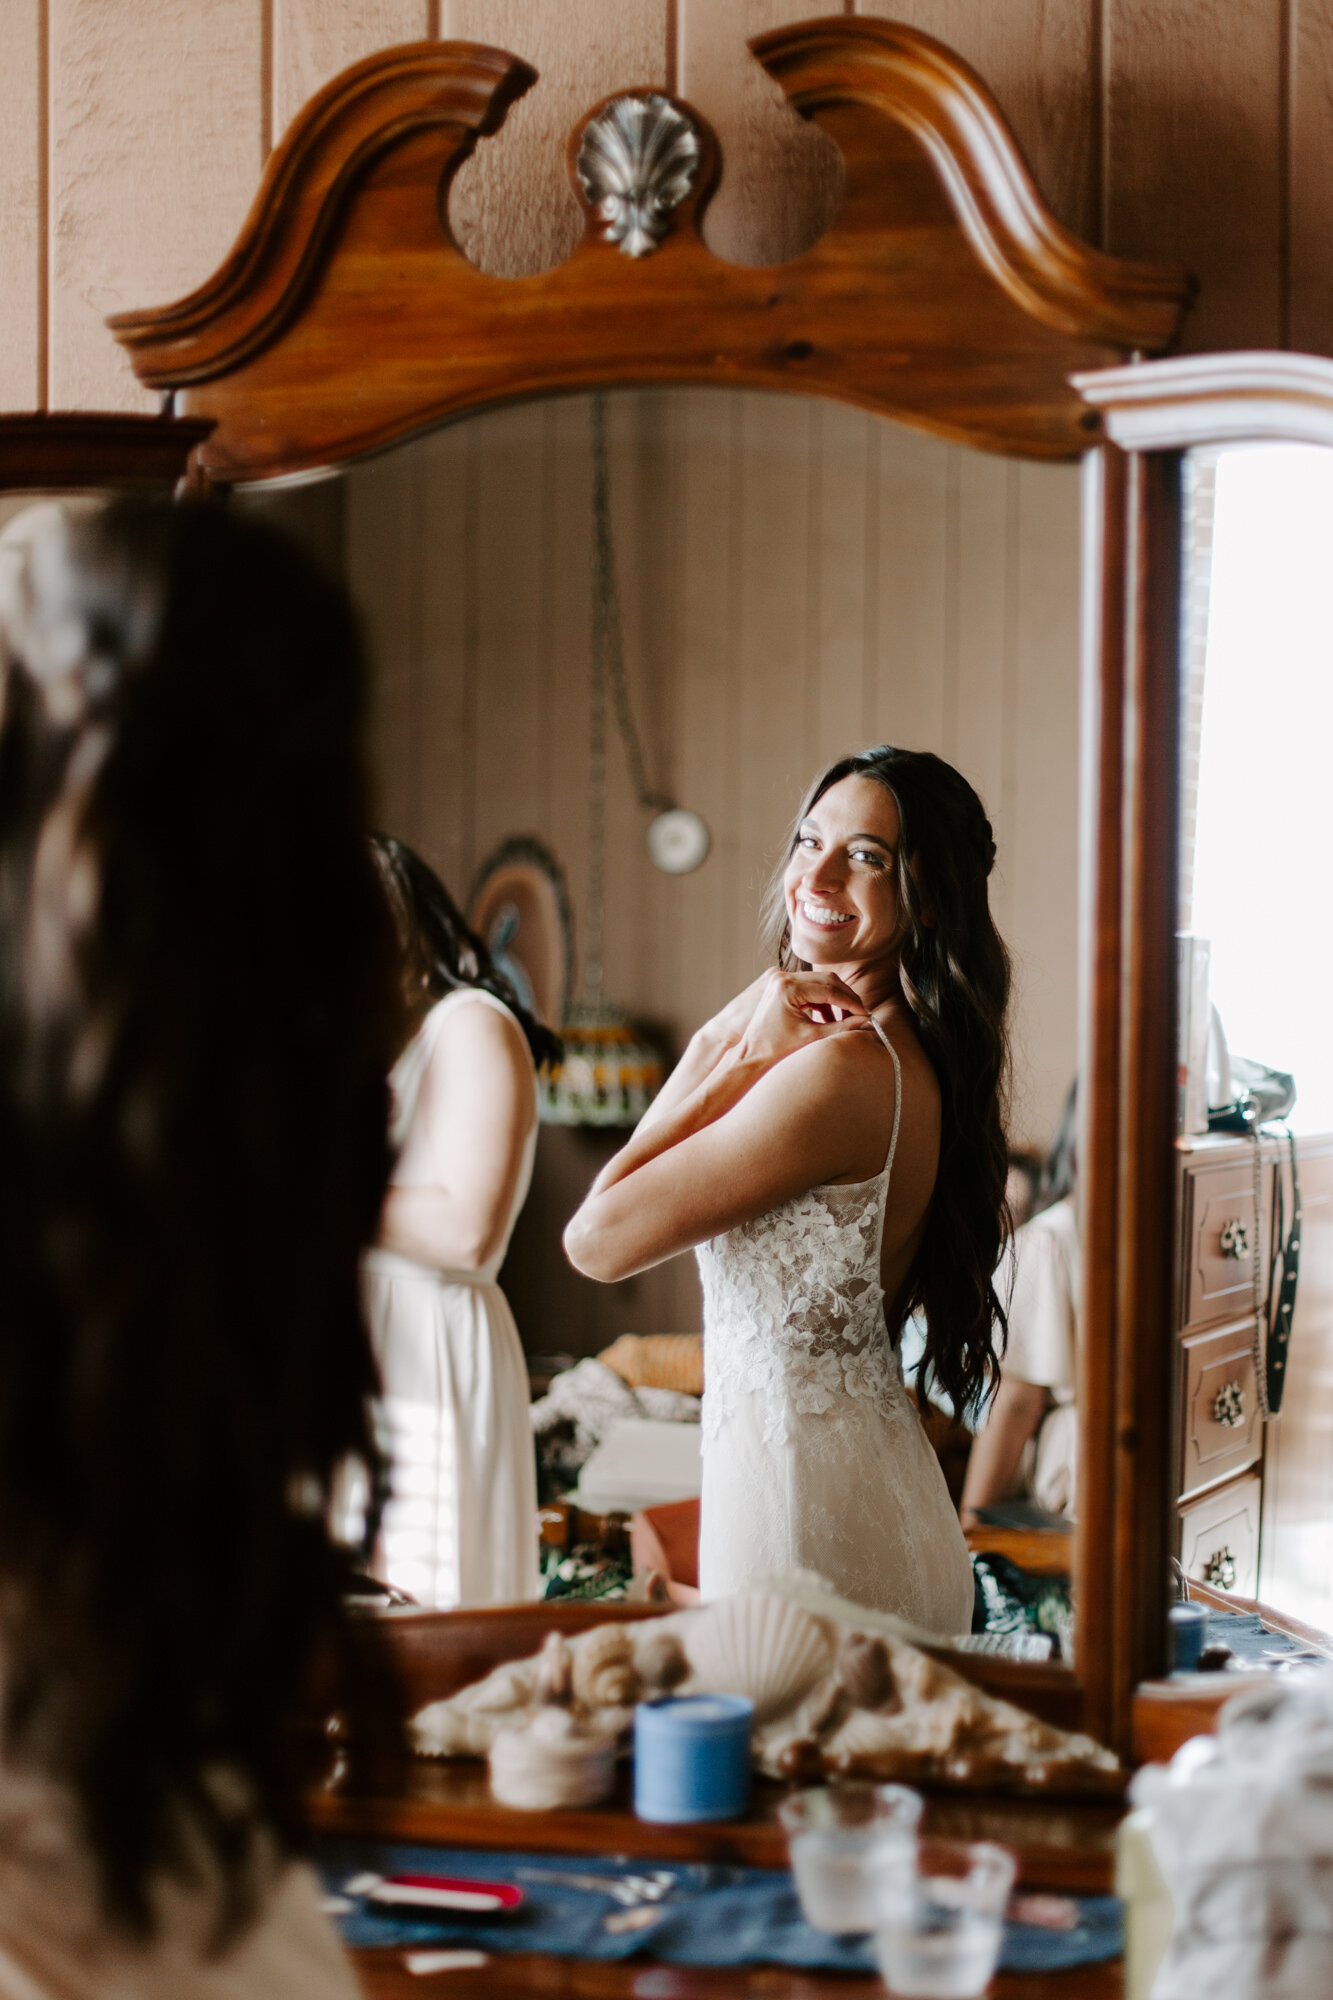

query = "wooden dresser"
[[1174, 1131, 1333, 1601]]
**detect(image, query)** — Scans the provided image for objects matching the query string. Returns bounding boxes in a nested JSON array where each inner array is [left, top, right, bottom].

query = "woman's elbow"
[[563, 1208, 630, 1283]]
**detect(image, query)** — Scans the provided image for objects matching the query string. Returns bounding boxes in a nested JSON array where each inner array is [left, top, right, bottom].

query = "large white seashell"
[[681, 1592, 834, 1723]]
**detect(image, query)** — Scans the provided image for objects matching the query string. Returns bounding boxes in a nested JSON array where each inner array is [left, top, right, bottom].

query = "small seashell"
[[535, 1631, 574, 1706], [680, 1592, 834, 1723], [489, 1706, 617, 1811], [836, 1631, 900, 1713], [570, 1624, 639, 1709], [774, 1737, 827, 1782], [633, 1627, 689, 1694]]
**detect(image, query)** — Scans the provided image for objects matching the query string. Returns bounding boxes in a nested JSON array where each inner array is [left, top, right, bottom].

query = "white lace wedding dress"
[[696, 1031, 976, 1635]]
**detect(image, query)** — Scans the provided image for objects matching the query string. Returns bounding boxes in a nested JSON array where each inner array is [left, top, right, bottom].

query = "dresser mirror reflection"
[[251, 389, 1082, 1386], [1173, 436, 1333, 1640], [107, 17, 1202, 1746]]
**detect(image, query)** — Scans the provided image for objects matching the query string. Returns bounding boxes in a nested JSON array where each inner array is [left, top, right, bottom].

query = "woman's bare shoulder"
[[427, 990, 534, 1081]]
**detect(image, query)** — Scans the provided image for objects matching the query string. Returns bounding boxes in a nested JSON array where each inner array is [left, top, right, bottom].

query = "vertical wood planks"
[[442, 0, 667, 276], [1290, 0, 1333, 351], [48, 0, 266, 411], [872, 424, 948, 754], [1104, 0, 1285, 350], [735, 392, 814, 942], [272, 0, 429, 146], [416, 422, 473, 892], [811, 400, 873, 773], [1008, 462, 1081, 1143], [0, 0, 43, 408], [469, 399, 553, 893], [346, 446, 425, 839], [673, 387, 751, 1028], [678, 0, 844, 267]]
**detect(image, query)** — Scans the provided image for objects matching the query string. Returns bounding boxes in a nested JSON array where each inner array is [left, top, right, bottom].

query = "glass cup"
[[778, 1782, 923, 1934], [874, 1838, 1017, 1998]]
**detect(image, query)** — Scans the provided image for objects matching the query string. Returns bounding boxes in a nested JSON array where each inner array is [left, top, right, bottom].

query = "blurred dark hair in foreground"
[[0, 498, 405, 1939]]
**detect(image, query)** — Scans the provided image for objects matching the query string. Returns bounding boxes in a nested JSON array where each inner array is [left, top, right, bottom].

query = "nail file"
[[404, 1949, 490, 1974], [368, 1875, 524, 1914]]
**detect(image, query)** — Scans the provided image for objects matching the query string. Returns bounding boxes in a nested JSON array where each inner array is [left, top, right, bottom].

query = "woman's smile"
[[799, 899, 856, 930], [783, 774, 904, 981]]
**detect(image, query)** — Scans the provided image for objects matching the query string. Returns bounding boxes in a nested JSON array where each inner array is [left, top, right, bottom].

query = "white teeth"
[[800, 901, 854, 928]]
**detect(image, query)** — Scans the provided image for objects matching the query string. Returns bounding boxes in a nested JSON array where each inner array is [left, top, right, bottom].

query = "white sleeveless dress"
[[695, 1030, 975, 1635], [364, 989, 540, 1609]]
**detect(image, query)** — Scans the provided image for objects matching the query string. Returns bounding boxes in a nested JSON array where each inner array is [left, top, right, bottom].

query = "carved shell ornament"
[[577, 95, 701, 258]]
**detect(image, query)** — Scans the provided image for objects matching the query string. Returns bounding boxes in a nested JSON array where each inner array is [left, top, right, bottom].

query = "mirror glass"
[[250, 390, 1082, 1631], [1177, 441, 1333, 1642]]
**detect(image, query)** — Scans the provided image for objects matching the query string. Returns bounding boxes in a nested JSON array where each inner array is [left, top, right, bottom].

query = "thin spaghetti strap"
[[867, 1015, 903, 1182]]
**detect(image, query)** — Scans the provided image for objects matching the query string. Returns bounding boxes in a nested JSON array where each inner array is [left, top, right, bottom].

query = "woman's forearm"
[[632, 1024, 732, 1139], [565, 1047, 770, 1277], [589, 1045, 768, 1197], [959, 1376, 1049, 1527]]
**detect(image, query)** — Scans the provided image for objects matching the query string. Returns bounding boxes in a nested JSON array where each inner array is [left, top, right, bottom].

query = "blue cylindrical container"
[[1168, 1600, 1210, 1671], [634, 1695, 754, 1823]]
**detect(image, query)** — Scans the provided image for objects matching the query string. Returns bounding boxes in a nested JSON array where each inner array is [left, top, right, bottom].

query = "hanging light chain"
[[590, 394, 674, 816], [584, 545, 607, 1005]]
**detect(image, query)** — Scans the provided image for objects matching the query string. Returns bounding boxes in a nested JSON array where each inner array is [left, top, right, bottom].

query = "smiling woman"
[[564, 744, 1011, 1630]]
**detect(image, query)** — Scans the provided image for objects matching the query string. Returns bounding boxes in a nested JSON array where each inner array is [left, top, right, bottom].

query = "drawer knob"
[[1202, 1546, 1237, 1591], [1212, 1380, 1246, 1429], [1219, 1218, 1250, 1259]]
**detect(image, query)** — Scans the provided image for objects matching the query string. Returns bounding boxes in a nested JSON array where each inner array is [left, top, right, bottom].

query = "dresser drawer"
[[1183, 1159, 1272, 1333], [1179, 1318, 1263, 1501], [1178, 1473, 1261, 1598]]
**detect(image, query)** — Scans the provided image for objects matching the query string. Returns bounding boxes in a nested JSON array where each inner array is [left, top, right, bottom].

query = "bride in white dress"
[[566, 746, 1013, 1636], [367, 836, 558, 1608]]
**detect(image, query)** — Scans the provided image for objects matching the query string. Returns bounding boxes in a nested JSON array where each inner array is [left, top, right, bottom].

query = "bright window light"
[[1191, 443, 1333, 1132]]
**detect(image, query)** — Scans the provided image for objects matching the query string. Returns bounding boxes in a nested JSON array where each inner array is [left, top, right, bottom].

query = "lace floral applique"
[[697, 1172, 911, 1449]]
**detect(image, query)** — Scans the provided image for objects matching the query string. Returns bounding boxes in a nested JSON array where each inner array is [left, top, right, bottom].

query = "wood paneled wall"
[[338, 390, 1079, 1352], [6, 0, 1333, 415]]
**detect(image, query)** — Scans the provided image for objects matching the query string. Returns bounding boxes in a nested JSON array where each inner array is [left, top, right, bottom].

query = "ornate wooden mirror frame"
[[1072, 351, 1333, 1760], [110, 16, 1195, 1756]]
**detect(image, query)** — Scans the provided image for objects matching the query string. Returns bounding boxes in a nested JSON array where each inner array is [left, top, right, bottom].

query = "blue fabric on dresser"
[[314, 1838, 1123, 1973]]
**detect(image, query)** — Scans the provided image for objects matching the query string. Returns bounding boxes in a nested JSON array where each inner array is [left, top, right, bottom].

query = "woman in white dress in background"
[[368, 836, 559, 1608], [566, 746, 1012, 1635]]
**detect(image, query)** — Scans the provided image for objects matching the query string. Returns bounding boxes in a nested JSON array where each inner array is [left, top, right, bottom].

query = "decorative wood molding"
[[108, 22, 1193, 486], [109, 43, 535, 395], [753, 19, 1191, 350], [1074, 350, 1333, 451], [0, 413, 212, 490]]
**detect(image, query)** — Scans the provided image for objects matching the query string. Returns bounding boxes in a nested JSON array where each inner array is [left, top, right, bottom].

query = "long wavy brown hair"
[[0, 498, 405, 1938], [771, 744, 1012, 1417]]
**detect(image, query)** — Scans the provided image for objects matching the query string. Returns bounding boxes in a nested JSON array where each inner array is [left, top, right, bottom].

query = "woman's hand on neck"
[[810, 951, 901, 1018]]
